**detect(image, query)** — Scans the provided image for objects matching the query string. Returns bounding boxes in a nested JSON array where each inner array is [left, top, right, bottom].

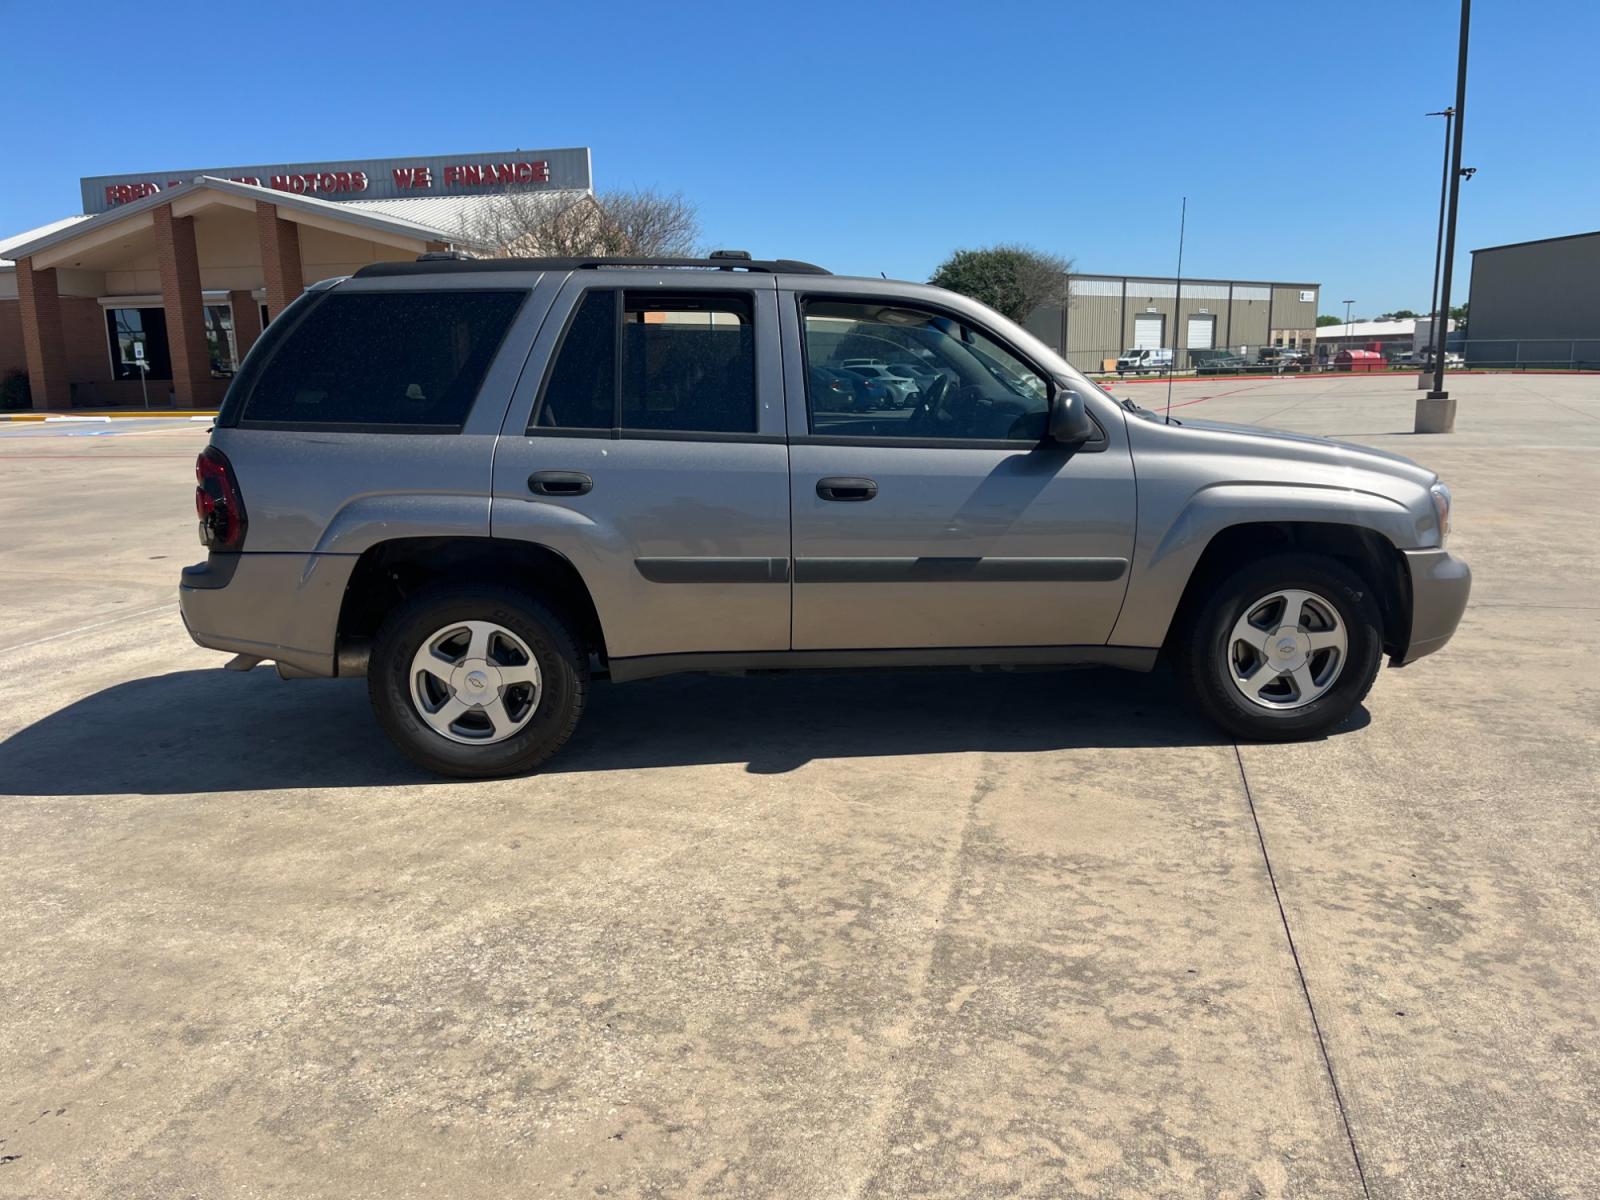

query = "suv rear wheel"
[[368, 585, 588, 778], [1176, 553, 1382, 741]]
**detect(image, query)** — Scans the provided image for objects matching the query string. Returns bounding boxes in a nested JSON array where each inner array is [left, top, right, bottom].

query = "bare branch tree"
[[462, 187, 701, 258]]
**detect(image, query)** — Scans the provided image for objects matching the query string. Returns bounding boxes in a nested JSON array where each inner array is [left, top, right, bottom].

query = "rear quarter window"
[[238, 290, 525, 430]]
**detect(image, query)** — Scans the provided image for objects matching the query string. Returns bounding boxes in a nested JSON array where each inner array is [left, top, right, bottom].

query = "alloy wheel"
[[408, 620, 542, 744]]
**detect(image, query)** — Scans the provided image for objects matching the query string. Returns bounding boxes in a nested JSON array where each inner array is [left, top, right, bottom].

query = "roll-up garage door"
[[1133, 313, 1164, 349], [1186, 314, 1216, 350]]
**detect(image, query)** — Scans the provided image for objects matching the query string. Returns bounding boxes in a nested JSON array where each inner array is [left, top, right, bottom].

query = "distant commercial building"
[[1025, 274, 1320, 373], [1466, 230, 1600, 366], [0, 148, 593, 409], [1315, 317, 1455, 359]]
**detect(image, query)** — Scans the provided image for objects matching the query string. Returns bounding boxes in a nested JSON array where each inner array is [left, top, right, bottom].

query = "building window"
[[105, 308, 172, 381]]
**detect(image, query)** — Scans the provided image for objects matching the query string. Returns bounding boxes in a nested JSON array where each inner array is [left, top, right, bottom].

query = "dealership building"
[[0, 148, 591, 409], [1024, 273, 1321, 373]]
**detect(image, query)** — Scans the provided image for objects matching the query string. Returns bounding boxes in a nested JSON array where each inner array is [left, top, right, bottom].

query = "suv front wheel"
[[368, 585, 588, 778], [1176, 553, 1383, 741]]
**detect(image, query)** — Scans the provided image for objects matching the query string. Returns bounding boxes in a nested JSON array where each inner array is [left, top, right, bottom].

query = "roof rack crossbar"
[[352, 254, 830, 279]]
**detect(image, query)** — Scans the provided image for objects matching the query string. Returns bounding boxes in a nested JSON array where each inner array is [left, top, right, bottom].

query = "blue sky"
[[4, 0, 1595, 316]]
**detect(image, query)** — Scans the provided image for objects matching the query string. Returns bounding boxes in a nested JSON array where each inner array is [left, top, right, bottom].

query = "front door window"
[[802, 299, 1048, 442]]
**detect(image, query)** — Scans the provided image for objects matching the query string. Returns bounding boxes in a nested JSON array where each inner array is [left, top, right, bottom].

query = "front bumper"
[[1393, 548, 1471, 666]]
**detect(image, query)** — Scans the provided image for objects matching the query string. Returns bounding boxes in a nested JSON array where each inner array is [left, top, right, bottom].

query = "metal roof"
[[0, 214, 94, 268], [1069, 272, 1320, 289], [1317, 318, 1455, 339], [1471, 229, 1600, 254], [346, 190, 590, 236]]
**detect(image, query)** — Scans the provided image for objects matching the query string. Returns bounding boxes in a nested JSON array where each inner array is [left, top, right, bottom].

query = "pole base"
[[1415, 393, 1456, 433], [1416, 372, 1434, 390]]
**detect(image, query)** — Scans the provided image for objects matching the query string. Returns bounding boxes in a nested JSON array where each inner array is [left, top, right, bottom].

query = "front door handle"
[[816, 476, 878, 502], [529, 470, 593, 497]]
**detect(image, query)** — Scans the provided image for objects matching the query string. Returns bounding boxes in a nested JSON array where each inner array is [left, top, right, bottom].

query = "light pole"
[[1343, 299, 1355, 353], [1423, 107, 1455, 387], [1419, 0, 1472, 433]]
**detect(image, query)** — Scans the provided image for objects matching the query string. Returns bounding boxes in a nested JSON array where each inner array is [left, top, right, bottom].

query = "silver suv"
[[180, 252, 1470, 778]]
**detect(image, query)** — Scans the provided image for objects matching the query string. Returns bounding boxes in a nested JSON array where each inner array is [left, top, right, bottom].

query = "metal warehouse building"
[[1025, 274, 1320, 373], [1465, 230, 1600, 367]]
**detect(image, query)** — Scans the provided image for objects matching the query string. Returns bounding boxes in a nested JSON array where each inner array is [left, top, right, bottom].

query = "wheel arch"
[[335, 537, 606, 674], [1159, 521, 1410, 657]]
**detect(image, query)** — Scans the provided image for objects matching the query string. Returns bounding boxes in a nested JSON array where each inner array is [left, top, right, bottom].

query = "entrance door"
[[785, 293, 1137, 652]]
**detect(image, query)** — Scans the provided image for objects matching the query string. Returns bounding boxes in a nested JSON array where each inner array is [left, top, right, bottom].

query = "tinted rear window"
[[240, 290, 524, 429]]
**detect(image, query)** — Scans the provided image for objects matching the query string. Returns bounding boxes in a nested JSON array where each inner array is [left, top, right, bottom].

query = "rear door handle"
[[528, 470, 593, 497], [816, 476, 878, 502]]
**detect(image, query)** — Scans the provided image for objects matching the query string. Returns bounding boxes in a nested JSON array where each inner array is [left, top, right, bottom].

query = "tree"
[[462, 187, 701, 258], [1316, 314, 1344, 327], [1379, 309, 1419, 320], [1449, 303, 1469, 321], [927, 244, 1072, 323]]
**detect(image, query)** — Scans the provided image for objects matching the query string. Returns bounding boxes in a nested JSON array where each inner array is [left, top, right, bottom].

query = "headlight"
[[1430, 481, 1452, 545]]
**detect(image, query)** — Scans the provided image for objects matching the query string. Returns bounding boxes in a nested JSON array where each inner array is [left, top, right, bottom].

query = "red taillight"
[[194, 447, 248, 550]]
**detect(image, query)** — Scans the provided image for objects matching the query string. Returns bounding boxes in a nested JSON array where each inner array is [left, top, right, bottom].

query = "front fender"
[[1110, 482, 1416, 648]]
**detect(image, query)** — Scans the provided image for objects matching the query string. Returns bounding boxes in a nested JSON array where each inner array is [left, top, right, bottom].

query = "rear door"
[[782, 288, 1137, 652], [491, 272, 791, 665]]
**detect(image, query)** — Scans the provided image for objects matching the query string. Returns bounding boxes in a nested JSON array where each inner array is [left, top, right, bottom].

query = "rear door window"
[[241, 290, 525, 429], [532, 289, 757, 435]]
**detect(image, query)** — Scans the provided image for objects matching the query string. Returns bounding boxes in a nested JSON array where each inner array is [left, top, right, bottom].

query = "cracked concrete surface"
[[0, 376, 1595, 1198]]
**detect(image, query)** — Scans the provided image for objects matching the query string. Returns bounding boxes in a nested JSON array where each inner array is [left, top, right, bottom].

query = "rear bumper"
[[179, 551, 357, 678], [1393, 548, 1471, 666]]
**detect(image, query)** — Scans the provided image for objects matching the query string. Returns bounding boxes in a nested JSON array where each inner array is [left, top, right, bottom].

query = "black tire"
[[1175, 553, 1383, 742], [368, 585, 588, 778]]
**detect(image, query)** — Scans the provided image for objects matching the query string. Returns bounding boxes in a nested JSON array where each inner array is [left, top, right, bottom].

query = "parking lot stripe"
[[1235, 744, 1373, 1200], [0, 602, 180, 655]]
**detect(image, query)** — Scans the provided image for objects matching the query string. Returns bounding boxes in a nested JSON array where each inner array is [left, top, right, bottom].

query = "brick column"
[[255, 201, 304, 320], [153, 203, 221, 408], [229, 288, 262, 361], [15, 257, 71, 410]]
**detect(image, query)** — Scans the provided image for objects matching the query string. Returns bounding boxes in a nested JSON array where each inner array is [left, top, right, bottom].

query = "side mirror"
[[1048, 386, 1096, 446]]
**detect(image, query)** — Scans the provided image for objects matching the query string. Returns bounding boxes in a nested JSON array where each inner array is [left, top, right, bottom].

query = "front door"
[[783, 292, 1137, 651], [491, 275, 791, 664]]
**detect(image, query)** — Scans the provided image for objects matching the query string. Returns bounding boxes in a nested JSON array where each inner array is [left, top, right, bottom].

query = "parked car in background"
[[809, 366, 859, 412], [841, 360, 918, 407], [886, 361, 943, 393], [1116, 347, 1174, 376]]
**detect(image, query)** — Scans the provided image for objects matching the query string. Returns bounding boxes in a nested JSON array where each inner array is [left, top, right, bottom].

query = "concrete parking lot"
[[1, 374, 1596, 1199]]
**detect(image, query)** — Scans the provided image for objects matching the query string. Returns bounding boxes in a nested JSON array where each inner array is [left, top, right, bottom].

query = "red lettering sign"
[[391, 167, 433, 190], [438, 161, 550, 190], [105, 181, 163, 206]]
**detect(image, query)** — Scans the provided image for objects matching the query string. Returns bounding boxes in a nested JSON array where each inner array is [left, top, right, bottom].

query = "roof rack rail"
[[353, 253, 831, 279]]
